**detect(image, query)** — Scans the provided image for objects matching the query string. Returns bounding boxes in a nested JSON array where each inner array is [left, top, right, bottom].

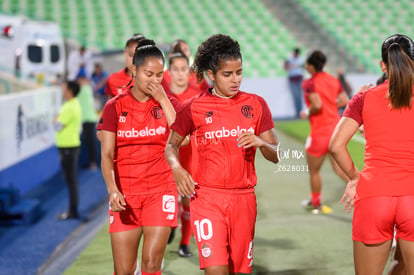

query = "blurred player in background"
[[336, 67, 352, 116], [330, 33, 414, 275], [165, 34, 279, 275], [105, 33, 145, 98], [166, 51, 203, 257], [161, 39, 210, 94], [300, 50, 349, 214], [99, 39, 178, 275]]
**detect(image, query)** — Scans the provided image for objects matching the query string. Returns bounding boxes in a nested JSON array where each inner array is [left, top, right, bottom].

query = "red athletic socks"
[[311, 192, 321, 207], [141, 271, 161, 275], [180, 204, 192, 245]]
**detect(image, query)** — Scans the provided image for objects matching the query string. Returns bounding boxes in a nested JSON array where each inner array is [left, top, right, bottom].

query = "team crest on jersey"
[[109, 213, 114, 224], [201, 243, 212, 258], [205, 111, 214, 117], [151, 106, 164, 119], [241, 105, 253, 118]]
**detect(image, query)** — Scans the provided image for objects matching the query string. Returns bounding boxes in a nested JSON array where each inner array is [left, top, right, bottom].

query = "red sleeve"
[[170, 101, 195, 137], [104, 75, 116, 97], [257, 96, 275, 134], [302, 78, 315, 96], [342, 91, 366, 125], [168, 95, 184, 113], [96, 115, 103, 130], [98, 98, 118, 132]]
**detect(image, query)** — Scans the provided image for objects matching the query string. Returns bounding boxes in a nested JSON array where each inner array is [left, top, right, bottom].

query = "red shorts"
[[108, 191, 178, 233], [190, 187, 256, 273], [305, 135, 330, 157], [353, 196, 414, 244]]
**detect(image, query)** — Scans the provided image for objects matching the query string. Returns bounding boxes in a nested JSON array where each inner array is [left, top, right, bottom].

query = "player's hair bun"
[[136, 39, 156, 50]]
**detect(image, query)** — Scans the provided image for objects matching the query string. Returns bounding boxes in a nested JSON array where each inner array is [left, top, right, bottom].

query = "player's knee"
[[141, 256, 162, 273], [114, 265, 135, 275]]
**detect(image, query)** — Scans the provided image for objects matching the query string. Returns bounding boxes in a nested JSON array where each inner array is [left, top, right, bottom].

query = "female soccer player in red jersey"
[[161, 39, 210, 94], [165, 34, 279, 275], [330, 34, 414, 274], [99, 39, 177, 275], [104, 33, 145, 98], [167, 51, 203, 257], [299, 50, 349, 214]]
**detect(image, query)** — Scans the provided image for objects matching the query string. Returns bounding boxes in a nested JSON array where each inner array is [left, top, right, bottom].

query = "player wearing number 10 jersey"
[[165, 34, 279, 274]]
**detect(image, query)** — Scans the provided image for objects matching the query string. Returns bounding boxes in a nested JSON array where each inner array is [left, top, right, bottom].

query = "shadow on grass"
[[254, 237, 297, 250], [250, 265, 322, 274]]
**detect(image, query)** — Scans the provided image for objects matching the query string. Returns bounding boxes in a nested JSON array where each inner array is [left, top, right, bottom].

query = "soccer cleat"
[[319, 205, 333, 214], [301, 199, 333, 214], [178, 244, 193, 257]]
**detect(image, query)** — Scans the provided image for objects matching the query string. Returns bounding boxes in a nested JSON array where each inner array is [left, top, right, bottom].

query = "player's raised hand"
[[146, 82, 167, 102]]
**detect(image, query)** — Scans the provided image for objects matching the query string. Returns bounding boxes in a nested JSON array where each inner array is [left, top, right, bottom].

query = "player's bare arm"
[[308, 92, 323, 114], [300, 92, 322, 119], [100, 130, 126, 212], [329, 117, 360, 212], [165, 130, 197, 197], [336, 91, 349, 108], [237, 128, 279, 163]]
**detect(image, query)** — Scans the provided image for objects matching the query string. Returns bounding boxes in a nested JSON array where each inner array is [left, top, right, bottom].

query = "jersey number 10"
[[194, 218, 213, 241]]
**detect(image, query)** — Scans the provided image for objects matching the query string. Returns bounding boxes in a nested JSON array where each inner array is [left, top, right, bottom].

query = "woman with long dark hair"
[[330, 34, 414, 274]]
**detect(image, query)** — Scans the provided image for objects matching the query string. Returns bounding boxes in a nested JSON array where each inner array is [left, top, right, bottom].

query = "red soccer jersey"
[[171, 90, 274, 189], [167, 84, 203, 104], [343, 80, 414, 199], [161, 69, 210, 94], [99, 89, 176, 195], [302, 72, 343, 137], [105, 68, 134, 97], [167, 85, 203, 174]]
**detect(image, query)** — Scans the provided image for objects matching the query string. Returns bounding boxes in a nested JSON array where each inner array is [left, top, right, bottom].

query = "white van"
[[0, 14, 65, 84]]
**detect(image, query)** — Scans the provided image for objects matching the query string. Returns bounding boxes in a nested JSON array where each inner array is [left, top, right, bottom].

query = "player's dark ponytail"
[[192, 34, 242, 82], [381, 34, 414, 109], [133, 39, 165, 69]]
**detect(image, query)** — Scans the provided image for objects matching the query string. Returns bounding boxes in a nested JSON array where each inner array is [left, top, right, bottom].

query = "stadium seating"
[[295, 0, 414, 74], [4, 0, 409, 76], [0, 0, 299, 77]]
